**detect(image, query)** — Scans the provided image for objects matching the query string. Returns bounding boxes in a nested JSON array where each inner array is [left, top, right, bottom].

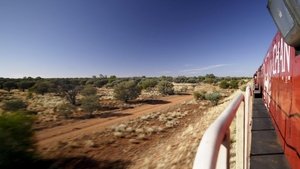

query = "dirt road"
[[36, 95, 193, 148]]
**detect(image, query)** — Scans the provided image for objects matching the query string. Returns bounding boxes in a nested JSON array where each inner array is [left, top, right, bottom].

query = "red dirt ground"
[[36, 95, 193, 149], [35, 92, 236, 169]]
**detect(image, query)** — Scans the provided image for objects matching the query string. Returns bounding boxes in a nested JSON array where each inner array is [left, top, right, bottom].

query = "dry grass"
[[130, 91, 240, 169]]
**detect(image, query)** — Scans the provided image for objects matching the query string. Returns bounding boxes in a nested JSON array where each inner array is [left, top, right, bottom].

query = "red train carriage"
[[256, 0, 300, 168], [256, 32, 299, 169]]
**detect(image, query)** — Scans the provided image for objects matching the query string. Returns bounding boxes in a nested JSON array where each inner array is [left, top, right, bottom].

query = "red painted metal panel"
[[285, 145, 300, 169], [256, 32, 300, 169]]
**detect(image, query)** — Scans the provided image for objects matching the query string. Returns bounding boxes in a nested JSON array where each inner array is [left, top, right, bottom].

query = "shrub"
[[219, 80, 230, 89], [81, 85, 97, 96], [186, 77, 198, 83], [81, 95, 100, 118], [26, 92, 33, 99], [229, 80, 239, 89], [240, 80, 246, 85], [108, 75, 117, 83], [31, 81, 50, 95], [94, 79, 108, 88], [241, 86, 247, 92], [114, 80, 141, 102], [57, 103, 75, 119], [174, 76, 188, 83], [138, 79, 158, 90], [157, 81, 174, 95], [2, 99, 27, 112], [180, 86, 188, 93], [0, 113, 36, 168], [105, 79, 123, 88], [193, 91, 207, 101], [205, 92, 221, 105]]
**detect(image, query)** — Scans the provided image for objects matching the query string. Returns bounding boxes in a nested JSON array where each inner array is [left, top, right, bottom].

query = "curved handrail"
[[193, 86, 252, 169]]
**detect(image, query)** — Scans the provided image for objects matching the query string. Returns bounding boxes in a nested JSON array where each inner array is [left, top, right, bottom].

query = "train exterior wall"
[[257, 32, 300, 169]]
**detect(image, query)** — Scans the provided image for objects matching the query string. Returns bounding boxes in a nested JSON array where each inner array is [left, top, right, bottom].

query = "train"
[[254, 0, 300, 168]]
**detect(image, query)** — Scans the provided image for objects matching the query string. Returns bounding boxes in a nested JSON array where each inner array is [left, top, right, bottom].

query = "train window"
[[268, 0, 300, 48]]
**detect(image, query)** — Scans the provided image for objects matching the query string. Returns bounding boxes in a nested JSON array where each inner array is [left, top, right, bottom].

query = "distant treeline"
[[0, 74, 251, 92]]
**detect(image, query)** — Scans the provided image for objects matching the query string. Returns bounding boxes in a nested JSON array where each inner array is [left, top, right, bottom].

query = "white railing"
[[192, 86, 252, 169]]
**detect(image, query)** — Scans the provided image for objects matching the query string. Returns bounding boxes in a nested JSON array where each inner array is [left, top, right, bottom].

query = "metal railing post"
[[216, 130, 230, 169], [192, 85, 253, 169], [192, 93, 244, 169], [244, 86, 252, 169]]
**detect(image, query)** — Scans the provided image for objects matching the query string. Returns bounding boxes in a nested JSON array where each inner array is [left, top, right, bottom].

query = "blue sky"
[[0, 0, 276, 78]]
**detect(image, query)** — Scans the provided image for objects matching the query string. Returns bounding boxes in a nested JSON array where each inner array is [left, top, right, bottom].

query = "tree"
[[31, 81, 50, 95], [108, 75, 117, 83], [18, 81, 35, 92], [3, 81, 17, 92], [157, 81, 174, 95], [80, 85, 100, 118], [114, 80, 141, 102], [56, 79, 81, 105], [203, 74, 217, 84]]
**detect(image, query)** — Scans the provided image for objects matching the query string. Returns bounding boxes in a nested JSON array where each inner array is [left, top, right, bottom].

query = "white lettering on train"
[[264, 52, 271, 108], [272, 38, 291, 75]]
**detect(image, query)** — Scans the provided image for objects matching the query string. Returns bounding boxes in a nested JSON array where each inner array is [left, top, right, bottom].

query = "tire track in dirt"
[[36, 95, 193, 148]]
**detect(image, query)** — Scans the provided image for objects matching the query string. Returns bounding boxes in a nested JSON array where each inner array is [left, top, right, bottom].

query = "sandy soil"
[[35, 91, 240, 169], [36, 95, 193, 149]]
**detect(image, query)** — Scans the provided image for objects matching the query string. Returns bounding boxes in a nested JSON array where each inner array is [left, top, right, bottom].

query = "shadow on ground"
[[129, 99, 171, 105], [97, 112, 132, 118], [14, 156, 131, 169]]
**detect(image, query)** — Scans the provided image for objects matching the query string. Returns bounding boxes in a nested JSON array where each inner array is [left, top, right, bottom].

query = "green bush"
[[138, 79, 158, 90], [205, 92, 221, 105], [219, 80, 230, 89], [241, 86, 247, 92], [2, 99, 27, 112], [81, 95, 100, 118], [105, 79, 123, 88], [157, 81, 174, 95], [94, 79, 108, 88], [57, 103, 75, 119], [114, 80, 141, 102], [229, 80, 239, 89], [0, 113, 36, 168], [81, 85, 97, 96], [31, 81, 50, 95], [193, 91, 207, 100]]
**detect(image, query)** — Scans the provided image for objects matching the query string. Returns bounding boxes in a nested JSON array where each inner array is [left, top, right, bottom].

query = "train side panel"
[[259, 32, 300, 169], [289, 46, 300, 169]]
